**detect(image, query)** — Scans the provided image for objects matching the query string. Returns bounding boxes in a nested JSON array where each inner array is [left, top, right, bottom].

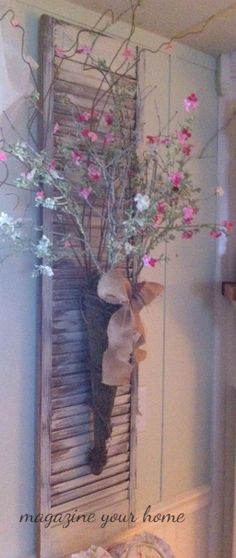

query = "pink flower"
[[25, 168, 36, 181], [183, 206, 194, 224], [122, 47, 135, 60], [176, 128, 192, 143], [157, 201, 168, 214], [182, 230, 193, 239], [169, 171, 184, 188], [81, 129, 98, 142], [55, 47, 65, 58], [162, 42, 175, 54], [210, 230, 222, 239], [77, 111, 92, 122], [181, 143, 193, 157], [35, 191, 45, 200], [64, 240, 71, 248], [104, 133, 115, 145], [48, 159, 57, 171], [79, 187, 92, 200], [88, 165, 101, 182], [0, 151, 7, 162], [11, 17, 21, 28], [143, 255, 157, 268], [146, 135, 159, 145], [77, 45, 92, 55], [71, 150, 84, 166], [53, 122, 59, 134], [223, 220, 233, 233], [146, 135, 169, 145], [160, 136, 170, 146], [154, 214, 163, 227], [184, 93, 199, 112], [104, 111, 113, 126]]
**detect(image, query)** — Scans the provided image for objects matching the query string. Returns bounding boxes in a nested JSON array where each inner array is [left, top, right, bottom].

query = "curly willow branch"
[[0, 9, 37, 87]]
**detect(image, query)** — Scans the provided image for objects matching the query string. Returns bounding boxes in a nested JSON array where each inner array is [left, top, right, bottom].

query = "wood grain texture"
[[37, 14, 55, 558], [37, 15, 137, 558]]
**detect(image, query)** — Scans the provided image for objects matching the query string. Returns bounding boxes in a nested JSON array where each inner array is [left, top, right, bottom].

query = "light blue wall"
[[137, 44, 217, 508], [0, 1, 218, 557]]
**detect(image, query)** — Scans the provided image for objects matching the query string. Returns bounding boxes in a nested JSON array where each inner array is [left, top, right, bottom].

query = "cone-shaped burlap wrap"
[[84, 277, 121, 476], [84, 271, 163, 475]]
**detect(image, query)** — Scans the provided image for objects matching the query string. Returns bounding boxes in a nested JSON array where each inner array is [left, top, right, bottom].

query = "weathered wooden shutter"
[[37, 16, 137, 558]]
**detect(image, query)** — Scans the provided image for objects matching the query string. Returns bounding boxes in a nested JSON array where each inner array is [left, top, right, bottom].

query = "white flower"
[[0, 212, 14, 227], [215, 187, 224, 197], [12, 141, 27, 162], [136, 217, 145, 227], [134, 193, 150, 212], [18, 168, 37, 188], [11, 230, 22, 241], [49, 169, 64, 180], [40, 234, 51, 246], [42, 265, 54, 276], [32, 265, 54, 277], [124, 242, 133, 254], [0, 212, 23, 241], [34, 235, 52, 258], [26, 168, 36, 181], [44, 197, 56, 209]]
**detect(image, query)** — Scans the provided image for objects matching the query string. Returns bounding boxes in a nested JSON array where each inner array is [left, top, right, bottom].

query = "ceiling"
[[69, 0, 236, 56]]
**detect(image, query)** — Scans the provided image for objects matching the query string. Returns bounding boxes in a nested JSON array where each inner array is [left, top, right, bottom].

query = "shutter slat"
[[51, 462, 129, 495], [53, 309, 85, 323], [51, 478, 129, 508], [52, 362, 90, 376], [52, 394, 131, 420], [52, 411, 91, 432], [52, 407, 130, 440], [52, 350, 88, 367], [51, 382, 90, 398], [52, 420, 129, 443], [52, 392, 131, 413], [51, 442, 130, 475], [52, 331, 88, 344], [52, 372, 90, 388], [52, 403, 130, 430], [52, 343, 89, 357], [51, 452, 129, 485], [53, 100, 136, 131], [51, 434, 130, 463], [52, 392, 90, 410], [50, 489, 129, 517], [51, 425, 130, 453]]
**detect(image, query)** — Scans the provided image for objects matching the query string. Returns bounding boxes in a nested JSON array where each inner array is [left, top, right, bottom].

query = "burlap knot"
[[97, 270, 164, 386]]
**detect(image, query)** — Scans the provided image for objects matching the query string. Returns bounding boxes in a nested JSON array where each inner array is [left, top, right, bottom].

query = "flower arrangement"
[[0, 5, 232, 280], [0, 90, 232, 279], [0, 3, 233, 474]]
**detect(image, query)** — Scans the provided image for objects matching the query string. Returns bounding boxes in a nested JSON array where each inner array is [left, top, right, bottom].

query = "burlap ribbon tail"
[[97, 270, 164, 386]]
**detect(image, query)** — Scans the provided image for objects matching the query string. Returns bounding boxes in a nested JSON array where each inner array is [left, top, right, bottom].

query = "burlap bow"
[[97, 270, 164, 385]]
